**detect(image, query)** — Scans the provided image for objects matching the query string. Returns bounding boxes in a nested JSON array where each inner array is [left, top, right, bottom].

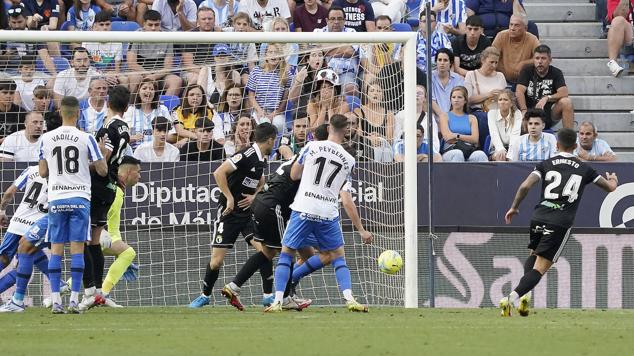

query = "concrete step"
[[525, 3, 595, 22], [551, 58, 608, 76], [574, 112, 634, 132], [571, 95, 634, 111], [615, 152, 634, 162], [598, 132, 634, 149], [566, 76, 634, 95], [541, 39, 607, 58], [535, 22, 602, 38]]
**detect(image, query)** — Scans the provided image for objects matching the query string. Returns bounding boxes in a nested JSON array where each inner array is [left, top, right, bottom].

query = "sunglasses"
[[8, 7, 23, 15]]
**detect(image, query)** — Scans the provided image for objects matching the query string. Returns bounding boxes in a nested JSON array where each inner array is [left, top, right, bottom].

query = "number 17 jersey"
[[290, 140, 355, 220], [531, 152, 600, 228]]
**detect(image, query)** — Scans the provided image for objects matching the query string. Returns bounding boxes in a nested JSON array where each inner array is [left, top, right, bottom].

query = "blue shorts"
[[0, 232, 20, 260], [282, 211, 343, 252], [24, 215, 49, 249], [48, 198, 91, 244]]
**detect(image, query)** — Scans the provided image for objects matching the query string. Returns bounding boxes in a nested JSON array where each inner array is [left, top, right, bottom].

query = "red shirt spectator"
[[293, 0, 328, 32]]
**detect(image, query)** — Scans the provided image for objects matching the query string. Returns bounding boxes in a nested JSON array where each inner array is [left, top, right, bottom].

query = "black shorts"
[[543, 102, 556, 129], [211, 211, 255, 249], [251, 202, 286, 249], [90, 185, 116, 227], [528, 220, 571, 263]]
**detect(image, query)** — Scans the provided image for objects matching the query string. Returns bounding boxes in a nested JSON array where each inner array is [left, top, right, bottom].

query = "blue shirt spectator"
[[574, 121, 617, 161], [67, 3, 101, 31], [431, 70, 464, 115], [197, 0, 238, 29], [416, 9, 452, 72]]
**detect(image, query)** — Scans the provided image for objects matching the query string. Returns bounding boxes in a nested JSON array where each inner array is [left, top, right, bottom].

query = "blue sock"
[[291, 255, 325, 284], [49, 254, 63, 293], [0, 260, 6, 271], [14, 253, 34, 302], [0, 270, 16, 293], [332, 257, 352, 292], [32, 249, 49, 277], [70, 253, 84, 293], [274, 252, 293, 294]]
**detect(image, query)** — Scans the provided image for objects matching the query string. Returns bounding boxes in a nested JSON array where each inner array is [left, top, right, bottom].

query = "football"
[[378, 250, 403, 275]]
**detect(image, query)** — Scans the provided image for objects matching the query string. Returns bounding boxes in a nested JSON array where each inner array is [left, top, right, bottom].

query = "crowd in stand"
[[0, 0, 630, 164]]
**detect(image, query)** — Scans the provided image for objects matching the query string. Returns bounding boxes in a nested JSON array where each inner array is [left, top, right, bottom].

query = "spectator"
[[353, 81, 395, 157], [606, 0, 633, 77], [394, 84, 440, 150], [452, 15, 491, 77], [487, 88, 521, 161], [466, 0, 538, 38], [464, 46, 506, 147], [179, 118, 224, 161], [182, 7, 221, 86], [152, 0, 197, 31], [172, 84, 213, 147], [133, 116, 180, 162], [67, 0, 102, 31], [228, 12, 259, 86], [341, 111, 374, 161], [293, 47, 326, 108], [77, 76, 108, 134], [314, 7, 361, 96], [260, 17, 300, 68], [82, 12, 129, 88], [127, 10, 183, 96], [370, 0, 405, 24], [276, 113, 309, 159], [0, 5, 57, 75], [0, 111, 42, 161], [213, 84, 247, 145], [197, 0, 238, 29], [224, 113, 256, 156], [506, 108, 556, 161], [293, 0, 328, 32], [332, 0, 375, 32], [422, 0, 467, 36], [31, 85, 60, 131], [439, 86, 488, 162], [0, 79, 26, 143], [492, 13, 539, 83], [516, 45, 574, 129], [53, 47, 99, 106], [575, 121, 617, 162], [123, 77, 172, 148], [416, 9, 452, 73], [23, 0, 59, 30], [431, 48, 464, 117], [196, 44, 241, 106], [393, 126, 442, 162], [94, 0, 136, 22], [360, 15, 401, 85], [306, 68, 349, 131], [237, 0, 291, 31], [247, 43, 298, 134], [14, 55, 48, 112]]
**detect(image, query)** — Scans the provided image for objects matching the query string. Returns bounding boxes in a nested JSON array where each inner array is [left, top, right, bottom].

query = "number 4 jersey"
[[531, 152, 600, 228], [7, 166, 48, 236]]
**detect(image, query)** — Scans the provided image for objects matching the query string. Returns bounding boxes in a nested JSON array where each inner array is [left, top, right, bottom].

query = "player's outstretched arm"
[[505, 173, 541, 224], [290, 160, 305, 181], [213, 160, 238, 216], [595, 172, 619, 193], [340, 190, 373, 244], [0, 184, 17, 226], [94, 158, 108, 177], [38, 159, 49, 179]]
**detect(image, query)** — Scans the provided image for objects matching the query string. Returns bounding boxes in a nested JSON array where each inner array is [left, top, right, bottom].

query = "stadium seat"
[[35, 57, 71, 75], [111, 21, 140, 31], [345, 95, 361, 111], [59, 20, 72, 31], [160, 95, 180, 111], [392, 23, 413, 32], [483, 135, 491, 155], [405, 0, 420, 28]]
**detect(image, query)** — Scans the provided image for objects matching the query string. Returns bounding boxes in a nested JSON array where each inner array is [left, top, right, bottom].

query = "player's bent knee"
[[120, 247, 136, 263]]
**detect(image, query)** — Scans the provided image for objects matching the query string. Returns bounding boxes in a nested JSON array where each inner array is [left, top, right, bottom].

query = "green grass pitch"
[[3, 307, 634, 355]]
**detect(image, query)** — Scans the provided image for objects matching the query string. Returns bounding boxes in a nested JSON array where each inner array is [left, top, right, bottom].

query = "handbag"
[[473, 70, 494, 113], [443, 140, 477, 160]]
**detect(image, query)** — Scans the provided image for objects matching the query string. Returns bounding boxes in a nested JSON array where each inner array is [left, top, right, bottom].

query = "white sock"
[[84, 286, 96, 296], [96, 288, 102, 296], [70, 291, 79, 304], [342, 289, 354, 302], [274, 291, 284, 304], [228, 282, 240, 292], [508, 291, 519, 307], [51, 292, 62, 305]]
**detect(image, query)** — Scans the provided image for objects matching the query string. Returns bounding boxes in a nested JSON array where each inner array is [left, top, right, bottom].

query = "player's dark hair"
[[195, 117, 214, 130], [330, 114, 348, 132], [557, 128, 577, 151], [108, 85, 130, 114], [60, 96, 80, 120], [144, 9, 162, 23], [0, 79, 17, 92], [72, 46, 89, 58], [435, 48, 454, 63], [465, 15, 483, 28], [314, 124, 329, 140], [534, 44, 552, 57], [19, 55, 36, 67], [120, 155, 142, 166], [524, 108, 546, 123], [152, 116, 172, 132], [254, 122, 277, 143]]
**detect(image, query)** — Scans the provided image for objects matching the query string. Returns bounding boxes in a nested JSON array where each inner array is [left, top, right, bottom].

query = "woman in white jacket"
[[486, 89, 522, 161]]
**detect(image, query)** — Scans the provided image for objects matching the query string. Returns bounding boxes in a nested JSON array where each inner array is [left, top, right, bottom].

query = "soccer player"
[[80, 85, 131, 310], [39, 95, 108, 313], [189, 123, 278, 308], [265, 114, 373, 313], [501, 128, 618, 317]]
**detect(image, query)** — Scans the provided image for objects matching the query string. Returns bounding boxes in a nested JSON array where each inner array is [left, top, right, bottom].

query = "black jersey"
[[91, 116, 131, 186], [254, 156, 300, 220], [220, 143, 267, 218], [531, 153, 600, 228]]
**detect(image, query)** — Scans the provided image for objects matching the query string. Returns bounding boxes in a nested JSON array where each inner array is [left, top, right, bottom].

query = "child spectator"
[[133, 116, 181, 162], [14, 55, 48, 111], [506, 108, 556, 162]]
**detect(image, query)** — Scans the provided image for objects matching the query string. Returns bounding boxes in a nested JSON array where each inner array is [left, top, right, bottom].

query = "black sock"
[[88, 245, 104, 289], [202, 264, 219, 296], [83, 247, 95, 289], [260, 258, 273, 294], [283, 262, 295, 298], [514, 269, 543, 298], [233, 252, 269, 288], [523, 255, 537, 274]]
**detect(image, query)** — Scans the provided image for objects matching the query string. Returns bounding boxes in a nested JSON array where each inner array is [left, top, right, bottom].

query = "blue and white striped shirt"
[[78, 99, 108, 135], [416, 30, 452, 72], [246, 66, 295, 111], [507, 133, 557, 162], [198, 0, 239, 28], [420, 0, 467, 28]]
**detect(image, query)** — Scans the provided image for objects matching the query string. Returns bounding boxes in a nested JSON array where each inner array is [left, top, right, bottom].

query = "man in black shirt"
[[451, 15, 491, 77], [180, 118, 225, 161], [189, 122, 278, 309], [501, 128, 618, 317], [516, 45, 574, 130], [342, 112, 373, 161], [0, 79, 26, 144]]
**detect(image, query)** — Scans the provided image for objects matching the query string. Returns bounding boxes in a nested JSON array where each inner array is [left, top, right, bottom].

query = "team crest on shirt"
[[231, 153, 243, 163]]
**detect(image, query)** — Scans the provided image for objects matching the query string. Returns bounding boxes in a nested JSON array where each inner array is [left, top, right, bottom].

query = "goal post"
[[0, 30, 419, 308]]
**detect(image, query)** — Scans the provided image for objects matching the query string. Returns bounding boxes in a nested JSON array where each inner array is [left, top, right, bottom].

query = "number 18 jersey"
[[531, 152, 600, 228], [290, 140, 355, 220], [7, 166, 48, 236]]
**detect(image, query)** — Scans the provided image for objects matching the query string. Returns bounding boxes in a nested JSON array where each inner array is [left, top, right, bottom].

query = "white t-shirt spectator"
[[14, 76, 48, 111], [133, 141, 180, 162], [82, 42, 124, 72], [53, 67, 100, 101], [0, 130, 41, 162], [152, 0, 198, 31], [238, 0, 291, 30]]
